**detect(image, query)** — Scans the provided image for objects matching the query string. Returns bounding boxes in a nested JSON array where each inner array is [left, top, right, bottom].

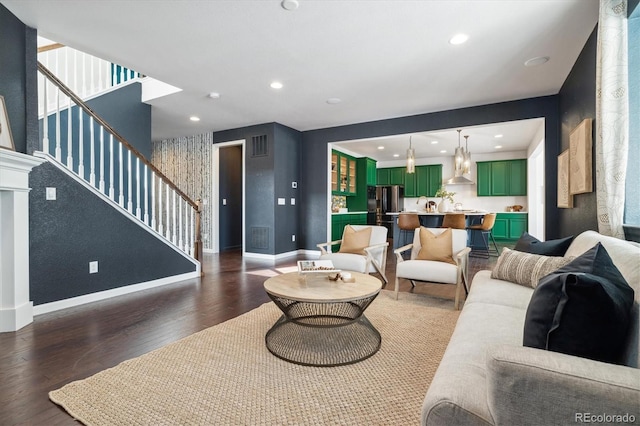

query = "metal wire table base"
[[265, 295, 381, 367]]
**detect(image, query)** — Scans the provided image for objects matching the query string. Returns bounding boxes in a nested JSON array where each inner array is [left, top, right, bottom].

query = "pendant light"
[[462, 135, 471, 175], [406, 135, 415, 174], [453, 129, 464, 177]]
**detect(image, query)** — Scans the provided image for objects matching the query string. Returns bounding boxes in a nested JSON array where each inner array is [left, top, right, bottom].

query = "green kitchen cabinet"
[[493, 213, 528, 241], [389, 167, 405, 185], [366, 158, 377, 186], [417, 164, 443, 197], [348, 157, 376, 211], [404, 170, 417, 197], [476, 159, 527, 196], [377, 168, 390, 185], [331, 150, 357, 196]]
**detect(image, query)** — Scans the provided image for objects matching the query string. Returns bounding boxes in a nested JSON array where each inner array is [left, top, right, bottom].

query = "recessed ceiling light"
[[281, 0, 299, 11], [431, 140, 438, 144], [494, 134, 503, 138], [377, 146, 385, 150], [449, 34, 469, 45], [440, 150, 447, 154], [495, 145, 503, 149], [270, 81, 283, 89], [524, 56, 550, 67], [326, 98, 342, 104], [208, 92, 220, 99], [393, 154, 400, 158], [189, 116, 200, 122]]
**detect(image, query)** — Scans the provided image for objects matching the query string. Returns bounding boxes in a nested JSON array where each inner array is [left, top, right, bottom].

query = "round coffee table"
[[263, 271, 382, 367]]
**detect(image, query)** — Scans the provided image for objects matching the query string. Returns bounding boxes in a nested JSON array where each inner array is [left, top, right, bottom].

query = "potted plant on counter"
[[435, 186, 456, 213]]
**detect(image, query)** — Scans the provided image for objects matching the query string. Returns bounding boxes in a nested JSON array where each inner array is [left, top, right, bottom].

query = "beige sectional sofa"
[[422, 230, 640, 426]]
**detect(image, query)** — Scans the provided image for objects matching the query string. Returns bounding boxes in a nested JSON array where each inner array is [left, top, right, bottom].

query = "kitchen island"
[[388, 211, 486, 249], [387, 211, 528, 250]]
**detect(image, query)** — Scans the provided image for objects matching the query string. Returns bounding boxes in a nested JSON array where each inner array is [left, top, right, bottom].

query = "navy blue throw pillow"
[[523, 243, 634, 364], [514, 232, 574, 256]]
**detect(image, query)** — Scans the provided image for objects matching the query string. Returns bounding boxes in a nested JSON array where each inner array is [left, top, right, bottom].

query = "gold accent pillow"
[[338, 225, 372, 255], [417, 227, 455, 265]]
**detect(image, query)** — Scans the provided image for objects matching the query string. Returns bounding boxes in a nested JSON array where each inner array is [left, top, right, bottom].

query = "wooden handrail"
[[37, 61, 199, 211], [38, 43, 65, 53]]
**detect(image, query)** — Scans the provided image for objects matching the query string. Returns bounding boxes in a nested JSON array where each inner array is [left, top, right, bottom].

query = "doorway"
[[212, 140, 245, 253]]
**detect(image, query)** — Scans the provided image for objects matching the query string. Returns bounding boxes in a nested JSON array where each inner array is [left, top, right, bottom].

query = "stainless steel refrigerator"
[[368, 185, 404, 234]]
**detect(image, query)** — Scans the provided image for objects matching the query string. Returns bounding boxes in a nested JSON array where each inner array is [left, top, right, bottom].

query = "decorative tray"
[[297, 260, 340, 274]]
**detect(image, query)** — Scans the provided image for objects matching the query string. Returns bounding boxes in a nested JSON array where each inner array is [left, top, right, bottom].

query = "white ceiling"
[[3, 0, 598, 146]]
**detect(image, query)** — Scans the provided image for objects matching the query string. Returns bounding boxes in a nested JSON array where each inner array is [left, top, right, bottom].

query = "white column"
[[0, 151, 45, 332]]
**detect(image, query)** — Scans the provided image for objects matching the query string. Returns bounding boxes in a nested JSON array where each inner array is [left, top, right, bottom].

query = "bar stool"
[[441, 213, 466, 229], [466, 213, 499, 258], [397, 213, 421, 247]]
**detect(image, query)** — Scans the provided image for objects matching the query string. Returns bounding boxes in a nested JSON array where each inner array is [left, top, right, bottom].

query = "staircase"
[[36, 44, 202, 264]]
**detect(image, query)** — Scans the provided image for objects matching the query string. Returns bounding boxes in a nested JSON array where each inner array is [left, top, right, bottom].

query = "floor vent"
[[251, 135, 268, 157], [250, 227, 269, 249]]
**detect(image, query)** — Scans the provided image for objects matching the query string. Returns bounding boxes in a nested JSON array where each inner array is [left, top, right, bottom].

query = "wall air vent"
[[251, 135, 268, 157], [250, 227, 269, 249]]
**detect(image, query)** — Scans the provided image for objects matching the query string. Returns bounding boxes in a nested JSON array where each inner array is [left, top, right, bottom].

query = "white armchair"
[[317, 225, 389, 286], [394, 227, 470, 309]]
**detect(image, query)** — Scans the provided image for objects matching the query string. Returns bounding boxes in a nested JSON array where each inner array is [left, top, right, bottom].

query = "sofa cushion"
[[514, 232, 573, 256], [465, 271, 534, 310], [338, 225, 371, 255], [491, 248, 574, 288], [417, 227, 455, 265], [523, 243, 635, 364]]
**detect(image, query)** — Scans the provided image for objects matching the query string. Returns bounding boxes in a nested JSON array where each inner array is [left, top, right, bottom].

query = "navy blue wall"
[[300, 96, 561, 249], [29, 162, 196, 305], [213, 123, 302, 255], [274, 123, 301, 253], [0, 4, 35, 154], [215, 124, 277, 254], [557, 27, 598, 238]]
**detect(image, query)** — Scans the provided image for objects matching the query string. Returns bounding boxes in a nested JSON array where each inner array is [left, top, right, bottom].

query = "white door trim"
[[212, 139, 245, 254]]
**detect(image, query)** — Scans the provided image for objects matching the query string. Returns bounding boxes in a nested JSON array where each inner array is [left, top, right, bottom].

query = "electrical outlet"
[[290, 198, 295, 205], [46, 187, 56, 200], [89, 261, 98, 274], [291, 234, 296, 242]]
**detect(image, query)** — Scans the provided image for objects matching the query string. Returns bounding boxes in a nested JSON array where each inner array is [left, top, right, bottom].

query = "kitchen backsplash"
[[332, 195, 347, 212]]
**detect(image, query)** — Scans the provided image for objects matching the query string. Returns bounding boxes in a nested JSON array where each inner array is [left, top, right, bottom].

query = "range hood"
[[445, 175, 475, 185]]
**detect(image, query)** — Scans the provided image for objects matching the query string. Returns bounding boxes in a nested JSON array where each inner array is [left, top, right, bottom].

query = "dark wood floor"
[[0, 242, 503, 425]]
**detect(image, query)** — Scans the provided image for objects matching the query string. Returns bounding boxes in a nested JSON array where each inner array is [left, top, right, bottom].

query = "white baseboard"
[[0, 301, 34, 332], [33, 271, 201, 316], [242, 249, 321, 261]]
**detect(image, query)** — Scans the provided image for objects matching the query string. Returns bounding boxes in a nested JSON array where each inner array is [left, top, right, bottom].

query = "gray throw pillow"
[[491, 248, 574, 288]]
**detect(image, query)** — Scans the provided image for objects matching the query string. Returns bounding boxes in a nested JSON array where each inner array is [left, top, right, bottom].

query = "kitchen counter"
[[331, 211, 368, 215], [388, 211, 487, 216]]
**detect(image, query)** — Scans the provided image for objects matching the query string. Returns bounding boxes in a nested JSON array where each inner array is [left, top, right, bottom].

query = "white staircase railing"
[[37, 62, 202, 261], [38, 43, 141, 115]]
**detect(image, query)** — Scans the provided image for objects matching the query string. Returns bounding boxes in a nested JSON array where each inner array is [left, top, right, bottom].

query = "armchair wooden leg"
[[454, 282, 461, 310], [394, 277, 400, 300]]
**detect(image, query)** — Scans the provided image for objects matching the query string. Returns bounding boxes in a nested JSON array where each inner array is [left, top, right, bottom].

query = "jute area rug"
[[50, 291, 460, 425]]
